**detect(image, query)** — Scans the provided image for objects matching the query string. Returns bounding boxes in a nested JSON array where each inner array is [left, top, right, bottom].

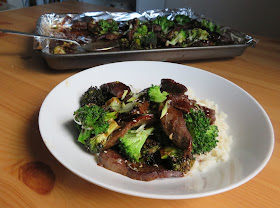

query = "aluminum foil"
[[34, 8, 256, 54]]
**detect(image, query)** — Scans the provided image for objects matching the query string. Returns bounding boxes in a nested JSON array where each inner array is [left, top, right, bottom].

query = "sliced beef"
[[161, 103, 192, 156], [168, 94, 191, 113], [161, 79, 188, 95], [98, 149, 183, 181], [104, 114, 155, 149], [71, 21, 88, 31], [191, 103, 216, 125], [130, 101, 150, 115], [200, 106, 216, 125], [127, 18, 140, 41], [100, 81, 131, 99]]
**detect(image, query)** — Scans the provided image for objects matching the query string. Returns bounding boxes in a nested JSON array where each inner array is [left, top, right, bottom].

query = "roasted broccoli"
[[119, 125, 155, 162], [53, 45, 66, 54], [166, 30, 187, 46], [160, 146, 194, 173], [153, 16, 174, 34], [185, 108, 219, 154], [98, 19, 119, 35], [140, 138, 161, 165], [142, 32, 157, 49], [130, 24, 155, 50], [80, 86, 107, 107], [201, 19, 220, 33], [148, 85, 169, 103], [74, 104, 110, 144], [119, 38, 130, 49], [133, 24, 148, 39], [130, 38, 142, 50], [85, 119, 120, 153], [187, 28, 209, 42], [174, 15, 191, 25]]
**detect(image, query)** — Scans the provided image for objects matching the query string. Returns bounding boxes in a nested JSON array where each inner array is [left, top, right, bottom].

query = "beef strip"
[[98, 149, 183, 181], [190, 100, 216, 124], [161, 79, 188, 95], [160, 103, 192, 156], [127, 18, 139, 41], [100, 81, 131, 99], [104, 114, 155, 149], [168, 94, 191, 113]]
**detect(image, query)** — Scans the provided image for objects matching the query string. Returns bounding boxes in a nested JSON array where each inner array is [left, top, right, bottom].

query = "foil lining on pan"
[[34, 8, 256, 54]]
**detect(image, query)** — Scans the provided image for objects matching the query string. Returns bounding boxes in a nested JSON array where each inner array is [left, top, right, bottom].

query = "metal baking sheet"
[[34, 9, 255, 70]]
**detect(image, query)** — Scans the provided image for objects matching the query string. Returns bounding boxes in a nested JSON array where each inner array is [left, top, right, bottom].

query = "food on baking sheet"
[[51, 14, 235, 54], [73, 79, 232, 181]]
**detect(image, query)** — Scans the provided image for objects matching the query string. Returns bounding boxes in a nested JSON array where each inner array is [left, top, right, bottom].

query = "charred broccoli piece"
[[188, 28, 209, 42], [160, 146, 194, 173], [130, 24, 150, 50], [142, 32, 157, 49], [85, 119, 120, 153], [119, 125, 154, 162], [201, 19, 220, 33], [148, 85, 169, 103], [98, 19, 119, 35], [133, 24, 148, 39], [140, 138, 161, 165], [119, 38, 130, 49], [80, 86, 107, 107], [185, 108, 219, 154], [174, 15, 191, 25], [130, 38, 142, 50], [153, 16, 174, 34], [166, 30, 187, 46], [53, 45, 66, 54]]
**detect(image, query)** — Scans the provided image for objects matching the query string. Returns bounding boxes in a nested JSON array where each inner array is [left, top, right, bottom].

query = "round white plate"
[[39, 61, 274, 199]]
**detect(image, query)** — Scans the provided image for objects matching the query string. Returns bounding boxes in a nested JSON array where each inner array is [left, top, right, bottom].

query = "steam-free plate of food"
[[38, 61, 274, 199]]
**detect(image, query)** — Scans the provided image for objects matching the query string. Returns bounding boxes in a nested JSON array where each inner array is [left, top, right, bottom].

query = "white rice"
[[187, 89, 232, 172]]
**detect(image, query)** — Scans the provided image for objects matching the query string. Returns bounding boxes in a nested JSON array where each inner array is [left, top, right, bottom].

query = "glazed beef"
[[104, 114, 155, 149], [160, 103, 192, 156], [161, 79, 188, 95], [98, 149, 183, 181], [100, 81, 131, 99], [168, 94, 191, 113]]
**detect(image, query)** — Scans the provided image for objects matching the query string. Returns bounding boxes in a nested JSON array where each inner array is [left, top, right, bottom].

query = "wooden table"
[[0, 2, 279, 207]]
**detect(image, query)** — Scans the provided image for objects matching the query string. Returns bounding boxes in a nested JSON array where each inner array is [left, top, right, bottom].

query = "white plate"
[[39, 61, 274, 199]]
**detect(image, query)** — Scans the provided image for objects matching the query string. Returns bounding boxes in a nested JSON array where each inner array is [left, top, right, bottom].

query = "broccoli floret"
[[80, 86, 107, 107], [85, 119, 120, 153], [174, 15, 191, 25], [201, 19, 220, 33], [74, 104, 112, 145], [119, 125, 154, 162], [130, 38, 142, 50], [74, 104, 109, 133], [98, 19, 119, 35], [160, 146, 194, 173], [53, 45, 66, 54], [133, 24, 148, 39], [142, 32, 157, 49], [185, 108, 219, 154], [166, 30, 187, 46], [148, 85, 169, 103], [153, 16, 174, 34], [187, 28, 209, 42], [140, 138, 161, 165], [119, 38, 130, 49]]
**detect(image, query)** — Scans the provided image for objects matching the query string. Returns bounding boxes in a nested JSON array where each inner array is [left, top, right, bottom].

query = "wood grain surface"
[[0, 2, 279, 207]]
